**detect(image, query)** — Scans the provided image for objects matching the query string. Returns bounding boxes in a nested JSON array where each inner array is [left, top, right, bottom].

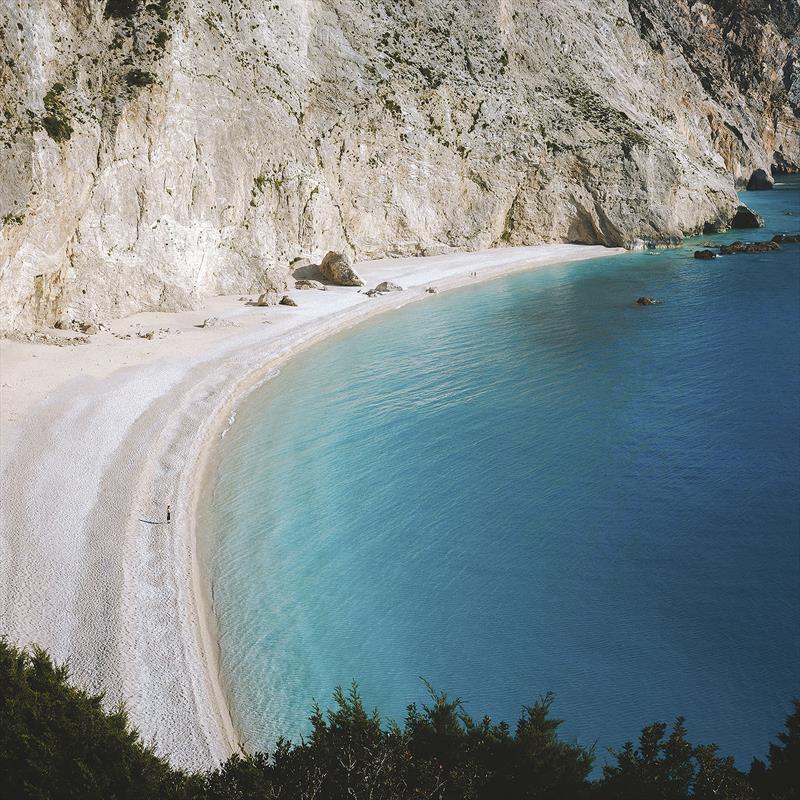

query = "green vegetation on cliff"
[[0, 639, 797, 800]]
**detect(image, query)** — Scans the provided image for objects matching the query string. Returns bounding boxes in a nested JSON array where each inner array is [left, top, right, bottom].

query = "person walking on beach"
[[166, 504, 171, 524]]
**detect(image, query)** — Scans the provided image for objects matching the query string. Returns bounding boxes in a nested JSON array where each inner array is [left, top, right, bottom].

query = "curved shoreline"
[[0, 244, 623, 767]]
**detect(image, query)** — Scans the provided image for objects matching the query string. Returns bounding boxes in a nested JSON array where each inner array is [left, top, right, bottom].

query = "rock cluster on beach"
[[0, 0, 797, 330]]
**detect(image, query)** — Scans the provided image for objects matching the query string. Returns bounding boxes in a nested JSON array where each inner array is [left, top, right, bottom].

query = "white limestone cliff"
[[1, 0, 798, 330]]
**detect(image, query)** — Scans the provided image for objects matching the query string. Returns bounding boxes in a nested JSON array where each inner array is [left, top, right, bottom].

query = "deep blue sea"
[[200, 179, 800, 770]]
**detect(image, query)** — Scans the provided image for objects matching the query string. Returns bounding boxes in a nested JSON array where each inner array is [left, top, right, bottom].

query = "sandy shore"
[[0, 243, 622, 768]]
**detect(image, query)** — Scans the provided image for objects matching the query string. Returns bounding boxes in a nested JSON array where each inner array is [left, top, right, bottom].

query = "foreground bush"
[[0, 639, 796, 799], [0, 639, 193, 799]]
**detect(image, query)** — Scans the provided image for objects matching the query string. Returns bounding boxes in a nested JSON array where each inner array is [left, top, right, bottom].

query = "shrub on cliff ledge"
[[41, 83, 72, 143]]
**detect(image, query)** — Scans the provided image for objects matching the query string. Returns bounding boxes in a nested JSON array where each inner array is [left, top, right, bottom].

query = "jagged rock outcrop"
[[747, 168, 774, 190], [1, 0, 798, 329], [731, 205, 766, 228]]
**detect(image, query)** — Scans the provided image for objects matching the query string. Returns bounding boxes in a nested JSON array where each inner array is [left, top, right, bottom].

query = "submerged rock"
[[731, 205, 765, 229], [320, 251, 364, 286], [694, 249, 717, 260], [636, 296, 661, 305], [719, 240, 779, 254]]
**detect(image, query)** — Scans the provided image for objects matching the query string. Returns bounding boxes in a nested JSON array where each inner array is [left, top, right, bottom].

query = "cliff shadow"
[[292, 262, 326, 282]]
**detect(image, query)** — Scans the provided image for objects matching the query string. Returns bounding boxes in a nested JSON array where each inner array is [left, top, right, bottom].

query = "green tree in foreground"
[[1, 638, 796, 800], [749, 699, 800, 800], [0, 638, 195, 799], [597, 717, 754, 800], [200, 683, 593, 799]]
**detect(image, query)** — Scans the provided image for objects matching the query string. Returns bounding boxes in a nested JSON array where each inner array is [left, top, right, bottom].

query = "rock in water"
[[731, 205, 765, 229], [279, 295, 298, 306], [295, 279, 326, 291], [747, 169, 773, 190], [636, 296, 661, 305], [694, 250, 717, 260], [320, 252, 364, 286], [772, 234, 800, 243], [719, 241, 780, 255]]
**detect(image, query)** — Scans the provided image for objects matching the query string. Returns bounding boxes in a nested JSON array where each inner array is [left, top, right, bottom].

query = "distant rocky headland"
[[0, 0, 798, 330]]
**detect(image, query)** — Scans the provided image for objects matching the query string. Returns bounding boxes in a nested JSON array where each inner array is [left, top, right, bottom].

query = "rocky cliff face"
[[1, 0, 797, 330]]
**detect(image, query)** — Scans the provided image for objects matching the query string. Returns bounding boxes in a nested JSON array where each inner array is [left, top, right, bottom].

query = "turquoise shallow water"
[[201, 179, 800, 768]]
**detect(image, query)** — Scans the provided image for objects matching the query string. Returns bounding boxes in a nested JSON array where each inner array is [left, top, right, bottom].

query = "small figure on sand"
[[166, 504, 171, 524]]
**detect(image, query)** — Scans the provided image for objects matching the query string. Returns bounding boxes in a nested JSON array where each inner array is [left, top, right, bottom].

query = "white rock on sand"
[[0, 244, 622, 769]]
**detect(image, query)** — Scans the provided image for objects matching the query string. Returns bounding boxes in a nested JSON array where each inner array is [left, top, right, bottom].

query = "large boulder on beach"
[[747, 169, 773, 190], [255, 290, 279, 306], [366, 281, 404, 296], [320, 251, 364, 286], [731, 205, 765, 229]]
